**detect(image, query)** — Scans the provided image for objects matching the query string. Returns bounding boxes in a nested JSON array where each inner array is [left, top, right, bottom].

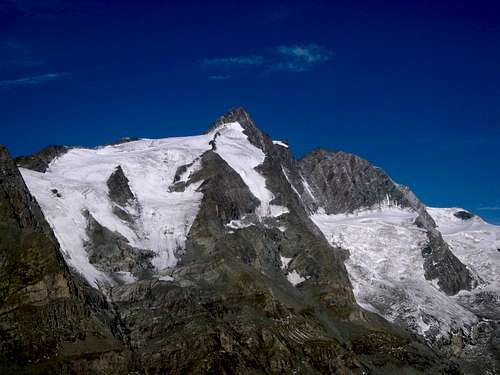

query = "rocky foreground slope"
[[1, 108, 498, 374]]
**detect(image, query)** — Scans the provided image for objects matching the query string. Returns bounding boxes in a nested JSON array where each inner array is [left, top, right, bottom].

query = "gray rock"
[[454, 210, 475, 220], [104, 136, 140, 146], [83, 211, 155, 280], [299, 149, 411, 214], [207, 107, 268, 151], [15, 144, 68, 172], [107, 165, 135, 207], [422, 230, 476, 295]]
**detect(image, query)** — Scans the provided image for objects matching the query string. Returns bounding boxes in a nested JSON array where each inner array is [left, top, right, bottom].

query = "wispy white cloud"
[[202, 55, 264, 67], [477, 206, 500, 211], [0, 72, 68, 88], [209, 74, 232, 80], [201, 44, 333, 78], [272, 44, 333, 72]]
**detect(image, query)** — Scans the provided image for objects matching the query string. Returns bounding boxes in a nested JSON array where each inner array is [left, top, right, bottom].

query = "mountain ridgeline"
[[1, 108, 499, 374]]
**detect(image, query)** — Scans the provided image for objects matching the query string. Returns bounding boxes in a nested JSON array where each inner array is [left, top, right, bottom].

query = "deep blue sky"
[[1, 0, 499, 223]]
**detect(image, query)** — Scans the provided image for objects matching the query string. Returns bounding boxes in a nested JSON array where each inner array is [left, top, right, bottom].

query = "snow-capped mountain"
[[19, 122, 289, 287], [1, 108, 499, 374]]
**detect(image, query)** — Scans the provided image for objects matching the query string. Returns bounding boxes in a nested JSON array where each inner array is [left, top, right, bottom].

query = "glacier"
[[20, 121, 287, 287]]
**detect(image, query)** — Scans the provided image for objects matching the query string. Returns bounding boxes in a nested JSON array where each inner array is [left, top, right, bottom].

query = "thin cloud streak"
[[202, 56, 264, 67], [272, 44, 333, 71], [209, 75, 232, 80], [201, 44, 333, 76], [477, 206, 500, 211], [0, 72, 68, 88]]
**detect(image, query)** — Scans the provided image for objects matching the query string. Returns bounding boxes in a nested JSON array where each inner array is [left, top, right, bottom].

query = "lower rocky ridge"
[[1, 145, 460, 374]]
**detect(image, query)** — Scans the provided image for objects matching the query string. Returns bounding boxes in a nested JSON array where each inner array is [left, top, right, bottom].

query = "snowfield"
[[427, 207, 500, 288], [20, 121, 287, 287], [20, 134, 211, 286], [427, 207, 500, 320], [312, 204, 479, 341]]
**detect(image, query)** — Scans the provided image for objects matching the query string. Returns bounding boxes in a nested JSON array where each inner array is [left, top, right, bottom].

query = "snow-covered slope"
[[427, 207, 500, 320], [311, 204, 479, 341], [20, 121, 287, 287], [20, 134, 211, 286], [427, 207, 500, 288]]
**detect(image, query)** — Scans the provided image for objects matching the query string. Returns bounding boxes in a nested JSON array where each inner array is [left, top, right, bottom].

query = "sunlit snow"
[[214, 122, 288, 218], [272, 140, 288, 148], [280, 255, 292, 269], [287, 270, 306, 286], [20, 121, 289, 287], [20, 134, 212, 286], [311, 204, 478, 340], [427, 207, 500, 289]]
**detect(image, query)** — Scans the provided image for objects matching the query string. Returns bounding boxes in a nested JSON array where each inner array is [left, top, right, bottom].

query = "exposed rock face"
[[398, 184, 437, 229], [107, 165, 136, 206], [84, 211, 155, 281], [15, 144, 68, 172], [299, 149, 410, 214], [422, 230, 477, 295], [105, 136, 140, 146], [454, 210, 475, 220], [207, 106, 268, 150], [0, 146, 129, 373]]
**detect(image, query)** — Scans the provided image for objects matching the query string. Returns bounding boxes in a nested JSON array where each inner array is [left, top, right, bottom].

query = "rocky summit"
[[1, 108, 499, 374]]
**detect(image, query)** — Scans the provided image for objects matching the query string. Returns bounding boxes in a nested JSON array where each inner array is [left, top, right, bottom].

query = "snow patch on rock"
[[226, 218, 255, 229], [158, 275, 174, 282], [272, 140, 288, 148], [280, 255, 292, 270], [287, 270, 306, 286]]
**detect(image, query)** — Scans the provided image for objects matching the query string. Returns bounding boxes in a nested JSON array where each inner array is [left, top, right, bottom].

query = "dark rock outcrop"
[[207, 106, 268, 151], [107, 165, 135, 207], [422, 230, 476, 295], [299, 149, 410, 215], [15, 144, 68, 172], [84, 211, 154, 281], [105, 136, 140, 146], [454, 210, 475, 220]]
